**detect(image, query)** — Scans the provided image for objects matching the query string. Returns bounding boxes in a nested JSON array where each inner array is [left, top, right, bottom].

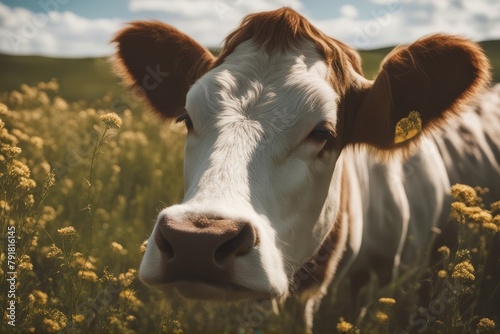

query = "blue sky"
[[1, 0, 500, 57]]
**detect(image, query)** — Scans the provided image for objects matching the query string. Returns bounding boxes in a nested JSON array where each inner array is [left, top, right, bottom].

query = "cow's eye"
[[308, 127, 334, 143], [175, 113, 193, 131]]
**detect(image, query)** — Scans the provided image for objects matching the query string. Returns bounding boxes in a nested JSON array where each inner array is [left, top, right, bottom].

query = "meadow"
[[0, 44, 499, 333]]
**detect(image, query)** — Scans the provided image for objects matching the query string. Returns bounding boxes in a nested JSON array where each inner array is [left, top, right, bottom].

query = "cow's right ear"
[[112, 21, 215, 118]]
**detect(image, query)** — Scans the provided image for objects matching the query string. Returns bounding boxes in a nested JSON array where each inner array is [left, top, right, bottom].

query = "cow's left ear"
[[345, 34, 490, 151]]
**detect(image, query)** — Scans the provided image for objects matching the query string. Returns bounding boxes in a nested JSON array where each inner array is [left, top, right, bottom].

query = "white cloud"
[[127, 0, 304, 46], [0, 3, 123, 57], [129, 0, 303, 19], [1, 0, 500, 57], [340, 4, 359, 19], [316, 0, 500, 49], [130, 0, 218, 19], [368, 0, 397, 3]]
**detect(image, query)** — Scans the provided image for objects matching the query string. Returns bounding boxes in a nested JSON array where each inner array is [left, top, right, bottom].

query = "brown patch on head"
[[214, 7, 363, 97]]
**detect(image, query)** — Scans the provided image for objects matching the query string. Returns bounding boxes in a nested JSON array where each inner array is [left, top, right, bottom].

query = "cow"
[[112, 7, 500, 332]]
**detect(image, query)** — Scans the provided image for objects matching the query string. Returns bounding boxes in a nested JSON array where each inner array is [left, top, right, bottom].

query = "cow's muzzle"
[[152, 215, 260, 299]]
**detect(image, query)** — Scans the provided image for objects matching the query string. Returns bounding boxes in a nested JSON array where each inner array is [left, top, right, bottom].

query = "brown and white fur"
[[112, 8, 499, 332]]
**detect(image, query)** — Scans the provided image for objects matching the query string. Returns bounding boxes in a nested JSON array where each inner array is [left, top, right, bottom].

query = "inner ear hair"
[[345, 34, 491, 155]]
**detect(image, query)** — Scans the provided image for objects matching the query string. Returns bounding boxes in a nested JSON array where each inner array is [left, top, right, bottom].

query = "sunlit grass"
[[0, 81, 498, 333]]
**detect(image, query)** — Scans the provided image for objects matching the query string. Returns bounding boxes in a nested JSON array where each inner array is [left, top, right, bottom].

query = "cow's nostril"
[[155, 227, 174, 259], [214, 223, 256, 265]]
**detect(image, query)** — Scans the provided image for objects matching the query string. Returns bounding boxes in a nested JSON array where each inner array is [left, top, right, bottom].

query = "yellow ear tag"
[[394, 111, 422, 144]]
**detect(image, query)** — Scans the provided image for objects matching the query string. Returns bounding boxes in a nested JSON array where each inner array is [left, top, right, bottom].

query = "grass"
[[0, 41, 499, 332]]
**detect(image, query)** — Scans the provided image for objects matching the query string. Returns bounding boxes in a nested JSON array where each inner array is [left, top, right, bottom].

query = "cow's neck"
[[292, 158, 350, 298]]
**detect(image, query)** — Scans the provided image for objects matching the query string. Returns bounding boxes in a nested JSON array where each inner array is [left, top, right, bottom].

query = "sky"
[[1, 0, 500, 58]]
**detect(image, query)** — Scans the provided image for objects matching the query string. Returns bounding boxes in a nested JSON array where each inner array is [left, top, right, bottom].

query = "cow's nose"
[[154, 215, 258, 283]]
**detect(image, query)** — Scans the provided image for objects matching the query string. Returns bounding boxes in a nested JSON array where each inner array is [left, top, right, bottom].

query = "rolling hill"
[[0, 40, 499, 102]]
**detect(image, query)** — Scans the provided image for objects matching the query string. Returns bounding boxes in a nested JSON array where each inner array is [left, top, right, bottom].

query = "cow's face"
[[113, 8, 489, 300], [150, 40, 346, 298]]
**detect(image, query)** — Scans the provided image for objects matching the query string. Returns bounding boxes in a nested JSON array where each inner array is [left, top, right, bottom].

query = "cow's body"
[[295, 94, 500, 317], [113, 8, 499, 332], [291, 95, 500, 327], [347, 95, 500, 277]]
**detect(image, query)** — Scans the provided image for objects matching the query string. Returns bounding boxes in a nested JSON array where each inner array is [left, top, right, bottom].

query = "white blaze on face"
[[140, 39, 345, 297]]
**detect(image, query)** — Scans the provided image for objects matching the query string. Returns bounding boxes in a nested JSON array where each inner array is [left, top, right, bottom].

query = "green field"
[[1, 41, 499, 333], [1, 39, 499, 102]]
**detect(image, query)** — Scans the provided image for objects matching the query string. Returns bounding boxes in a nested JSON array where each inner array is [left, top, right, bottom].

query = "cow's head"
[[113, 8, 489, 300]]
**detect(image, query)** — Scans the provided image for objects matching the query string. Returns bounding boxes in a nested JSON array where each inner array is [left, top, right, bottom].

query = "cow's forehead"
[[186, 40, 339, 135]]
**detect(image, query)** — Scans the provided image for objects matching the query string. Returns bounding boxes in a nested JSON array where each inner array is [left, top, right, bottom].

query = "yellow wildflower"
[[57, 226, 76, 235], [108, 316, 121, 327], [24, 194, 35, 208], [8, 90, 23, 105], [45, 244, 63, 259], [477, 318, 496, 332], [18, 177, 36, 190], [53, 97, 68, 110], [57, 226, 78, 239], [452, 260, 475, 281], [0, 130, 19, 146], [10, 159, 30, 177], [119, 289, 143, 309], [438, 270, 448, 279], [18, 255, 33, 271], [0, 102, 7, 114], [451, 184, 481, 207], [44, 172, 56, 188], [11, 129, 29, 142], [42, 206, 57, 222], [32, 290, 48, 305], [71, 253, 96, 270], [336, 318, 354, 333], [100, 112, 122, 129], [30, 136, 44, 149], [1, 144, 22, 158], [102, 267, 118, 283], [0, 200, 11, 212], [72, 314, 85, 323], [112, 164, 121, 174], [79, 270, 98, 282], [470, 211, 492, 224], [118, 268, 137, 287], [375, 311, 389, 324], [41, 309, 67, 333], [140, 239, 148, 254], [46, 78, 59, 91], [437, 246, 450, 258], [491, 201, 500, 215], [494, 215, 500, 227], [451, 202, 484, 221], [482, 222, 498, 234], [111, 241, 126, 254], [43, 318, 62, 333], [456, 249, 471, 261], [378, 297, 396, 306]]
